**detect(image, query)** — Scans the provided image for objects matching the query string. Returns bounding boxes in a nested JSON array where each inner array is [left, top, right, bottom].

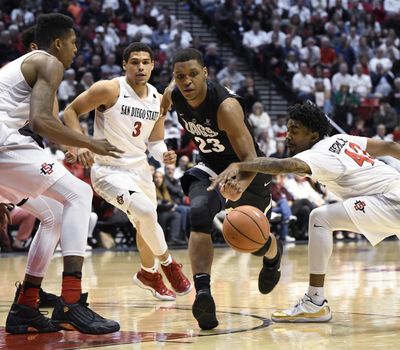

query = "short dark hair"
[[21, 25, 36, 50], [35, 13, 74, 50], [123, 42, 153, 62], [173, 48, 204, 67], [288, 102, 331, 139]]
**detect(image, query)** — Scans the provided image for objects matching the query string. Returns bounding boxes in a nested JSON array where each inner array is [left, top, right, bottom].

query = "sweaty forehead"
[[128, 51, 152, 60], [173, 60, 203, 72]]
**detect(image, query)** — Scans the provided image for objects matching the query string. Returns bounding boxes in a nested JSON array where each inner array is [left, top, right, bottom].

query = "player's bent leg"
[[272, 203, 355, 323]]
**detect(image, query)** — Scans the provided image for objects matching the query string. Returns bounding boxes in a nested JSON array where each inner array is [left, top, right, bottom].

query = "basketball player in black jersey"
[[162, 48, 283, 330]]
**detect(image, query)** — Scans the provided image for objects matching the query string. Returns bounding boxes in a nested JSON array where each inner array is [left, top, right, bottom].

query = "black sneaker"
[[6, 303, 60, 334], [258, 239, 283, 294], [39, 289, 59, 308], [51, 293, 120, 334], [192, 289, 219, 330]]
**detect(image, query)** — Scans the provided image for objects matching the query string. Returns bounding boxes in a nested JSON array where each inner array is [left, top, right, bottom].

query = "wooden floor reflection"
[[1, 240, 400, 349]]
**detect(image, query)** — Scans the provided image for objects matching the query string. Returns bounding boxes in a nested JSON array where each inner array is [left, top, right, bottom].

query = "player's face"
[[57, 29, 77, 68], [173, 60, 207, 103], [123, 51, 154, 85], [286, 119, 319, 156]]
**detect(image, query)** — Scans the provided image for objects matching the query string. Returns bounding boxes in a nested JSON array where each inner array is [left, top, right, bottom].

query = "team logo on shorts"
[[354, 200, 366, 213], [40, 162, 54, 175], [116, 194, 124, 205]]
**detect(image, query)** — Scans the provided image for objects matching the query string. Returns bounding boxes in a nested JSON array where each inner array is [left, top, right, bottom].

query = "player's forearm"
[[237, 157, 302, 175], [63, 107, 85, 135], [31, 115, 91, 149], [385, 141, 400, 159]]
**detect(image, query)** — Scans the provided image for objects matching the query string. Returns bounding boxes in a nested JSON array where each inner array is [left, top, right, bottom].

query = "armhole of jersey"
[[100, 78, 121, 114]]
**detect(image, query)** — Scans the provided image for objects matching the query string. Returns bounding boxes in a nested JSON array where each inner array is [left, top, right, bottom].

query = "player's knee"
[[128, 200, 157, 224], [309, 206, 328, 228], [190, 204, 213, 233]]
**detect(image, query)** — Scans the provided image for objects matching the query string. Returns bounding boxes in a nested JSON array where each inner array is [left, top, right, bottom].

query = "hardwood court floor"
[[1, 240, 400, 349]]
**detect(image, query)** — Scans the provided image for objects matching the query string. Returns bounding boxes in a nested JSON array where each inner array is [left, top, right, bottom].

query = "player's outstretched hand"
[[160, 80, 175, 117], [78, 148, 95, 168], [65, 148, 77, 164], [220, 179, 243, 201], [89, 139, 124, 158], [207, 163, 241, 191], [163, 150, 177, 165], [0, 203, 11, 228]]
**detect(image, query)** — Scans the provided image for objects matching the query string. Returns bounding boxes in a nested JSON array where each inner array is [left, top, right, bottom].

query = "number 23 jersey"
[[171, 81, 262, 174], [94, 77, 160, 167], [294, 134, 400, 199]]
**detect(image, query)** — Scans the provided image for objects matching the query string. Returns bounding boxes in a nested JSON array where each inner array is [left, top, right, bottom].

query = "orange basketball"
[[222, 205, 270, 253]]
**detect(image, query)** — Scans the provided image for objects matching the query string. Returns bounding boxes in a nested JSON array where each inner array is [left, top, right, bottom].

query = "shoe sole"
[[271, 313, 332, 323], [133, 274, 176, 301], [53, 320, 120, 334], [192, 292, 219, 330], [6, 324, 59, 334]]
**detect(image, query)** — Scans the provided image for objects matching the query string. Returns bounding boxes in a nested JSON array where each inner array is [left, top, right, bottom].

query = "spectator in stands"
[[333, 83, 360, 131], [369, 47, 393, 74], [242, 20, 268, 68], [263, 32, 286, 78], [289, 0, 311, 24], [203, 43, 224, 74], [248, 102, 271, 137], [283, 50, 300, 81], [165, 33, 185, 61], [88, 54, 103, 82], [76, 72, 95, 96], [270, 140, 289, 159], [257, 130, 276, 157], [153, 171, 185, 245], [351, 63, 372, 98], [332, 63, 353, 92], [355, 36, 374, 61], [320, 36, 337, 69], [157, 5, 177, 30], [300, 37, 321, 68], [164, 118, 181, 151], [373, 123, 393, 141], [230, 9, 250, 45], [236, 76, 261, 115], [58, 68, 77, 109], [335, 33, 356, 69], [0, 30, 20, 66], [373, 106, 398, 135], [272, 115, 288, 141], [174, 155, 191, 180], [371, 63, 394, 98], [151, 20, 171, 50], [126, 16, 152, 44], [164, 164, 190, 239], [292, 62, 315, 102], [216, 58, 245, 92], [314, 79, 332, 115], [388, 77, 400, 115], [266, 19, 286, 46], [349, 118, 372, 137], [170, 21, 192, 49], [101, 53, 122, 80]]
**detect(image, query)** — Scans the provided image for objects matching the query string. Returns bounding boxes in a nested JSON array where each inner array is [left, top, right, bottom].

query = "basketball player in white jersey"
[[209, 102, 400, 322], [63, 42, 192, 301], [1, 14, 122, 334]]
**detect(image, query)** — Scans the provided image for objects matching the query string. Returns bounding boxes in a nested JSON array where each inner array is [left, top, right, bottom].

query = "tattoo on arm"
[[238, 157, 311, 175]]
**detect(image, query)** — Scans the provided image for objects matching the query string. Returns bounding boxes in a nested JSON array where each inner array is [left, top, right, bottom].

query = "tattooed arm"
[[208, 157, 311, 191]]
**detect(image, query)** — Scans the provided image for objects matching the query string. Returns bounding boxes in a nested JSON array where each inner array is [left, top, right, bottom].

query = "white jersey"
[[0, 50, 51, 147], [294, 134, 400, 199], [94, 77, 160, 167]]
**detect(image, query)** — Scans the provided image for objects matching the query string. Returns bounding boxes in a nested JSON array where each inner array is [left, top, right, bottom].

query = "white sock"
[[142, 263, 158, 273], [308, 286, 325, 305], [160, 255, 173, 266]]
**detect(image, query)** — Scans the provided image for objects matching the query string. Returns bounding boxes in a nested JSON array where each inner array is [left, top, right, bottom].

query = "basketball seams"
[[225, 216, 265, 246], [234, 208, 269, 241]]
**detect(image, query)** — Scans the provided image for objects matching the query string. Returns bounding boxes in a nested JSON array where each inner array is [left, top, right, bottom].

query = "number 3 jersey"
[[171, 81, 263, 174], [294, 134, 400, 199], [94, 77, 160, 167]]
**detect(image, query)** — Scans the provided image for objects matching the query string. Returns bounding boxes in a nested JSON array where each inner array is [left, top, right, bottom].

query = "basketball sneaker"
[[133, 269, 176, 301], [6, 303, 60, 334], [39, 289, 59, 308], [258, 239, 283, 294], [192, 289, 219, 330], [51, 293, 120, 334], [161, 260, 193, 295], [271, 294, 332, 323]]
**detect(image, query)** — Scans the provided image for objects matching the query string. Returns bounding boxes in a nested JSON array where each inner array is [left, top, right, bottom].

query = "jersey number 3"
[[194, 137, 225, 153], [344, 142, 375, 167], [132, 121, 142, 137]]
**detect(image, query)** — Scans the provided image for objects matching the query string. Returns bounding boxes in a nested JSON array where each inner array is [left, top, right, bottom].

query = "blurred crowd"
[[2, 0, 400, 251]]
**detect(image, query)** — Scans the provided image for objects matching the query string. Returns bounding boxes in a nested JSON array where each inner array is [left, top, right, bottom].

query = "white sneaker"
[[271, 294, 332, 323], [284, 236, 296, 243]]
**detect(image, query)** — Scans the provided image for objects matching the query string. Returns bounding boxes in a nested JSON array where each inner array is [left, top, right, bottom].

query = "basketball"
[[222, 205, 270, 253]]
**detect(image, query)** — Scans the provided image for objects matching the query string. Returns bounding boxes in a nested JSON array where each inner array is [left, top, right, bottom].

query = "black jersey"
[[171, 81, 263, 174]]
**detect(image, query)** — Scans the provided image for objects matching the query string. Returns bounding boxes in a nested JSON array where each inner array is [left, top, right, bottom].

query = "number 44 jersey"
[[94, 77, 160, 167], [294, 134, 400, 200], [171, 81, 263, 174]]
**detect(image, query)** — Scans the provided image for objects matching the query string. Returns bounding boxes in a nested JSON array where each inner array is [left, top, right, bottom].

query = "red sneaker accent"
[[161, 260, 193, 295], [133, 270, 176, 301]]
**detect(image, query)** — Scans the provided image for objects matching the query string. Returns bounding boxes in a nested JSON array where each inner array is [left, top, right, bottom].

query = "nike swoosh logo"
[[313, 224, 324, 228], [124, 94, 130, 98]]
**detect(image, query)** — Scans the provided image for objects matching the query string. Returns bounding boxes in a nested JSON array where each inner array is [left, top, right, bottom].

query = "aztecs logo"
[[354, 200, 366, 213], [116, 194, 124, 205], [40, 162, 54, 175]]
